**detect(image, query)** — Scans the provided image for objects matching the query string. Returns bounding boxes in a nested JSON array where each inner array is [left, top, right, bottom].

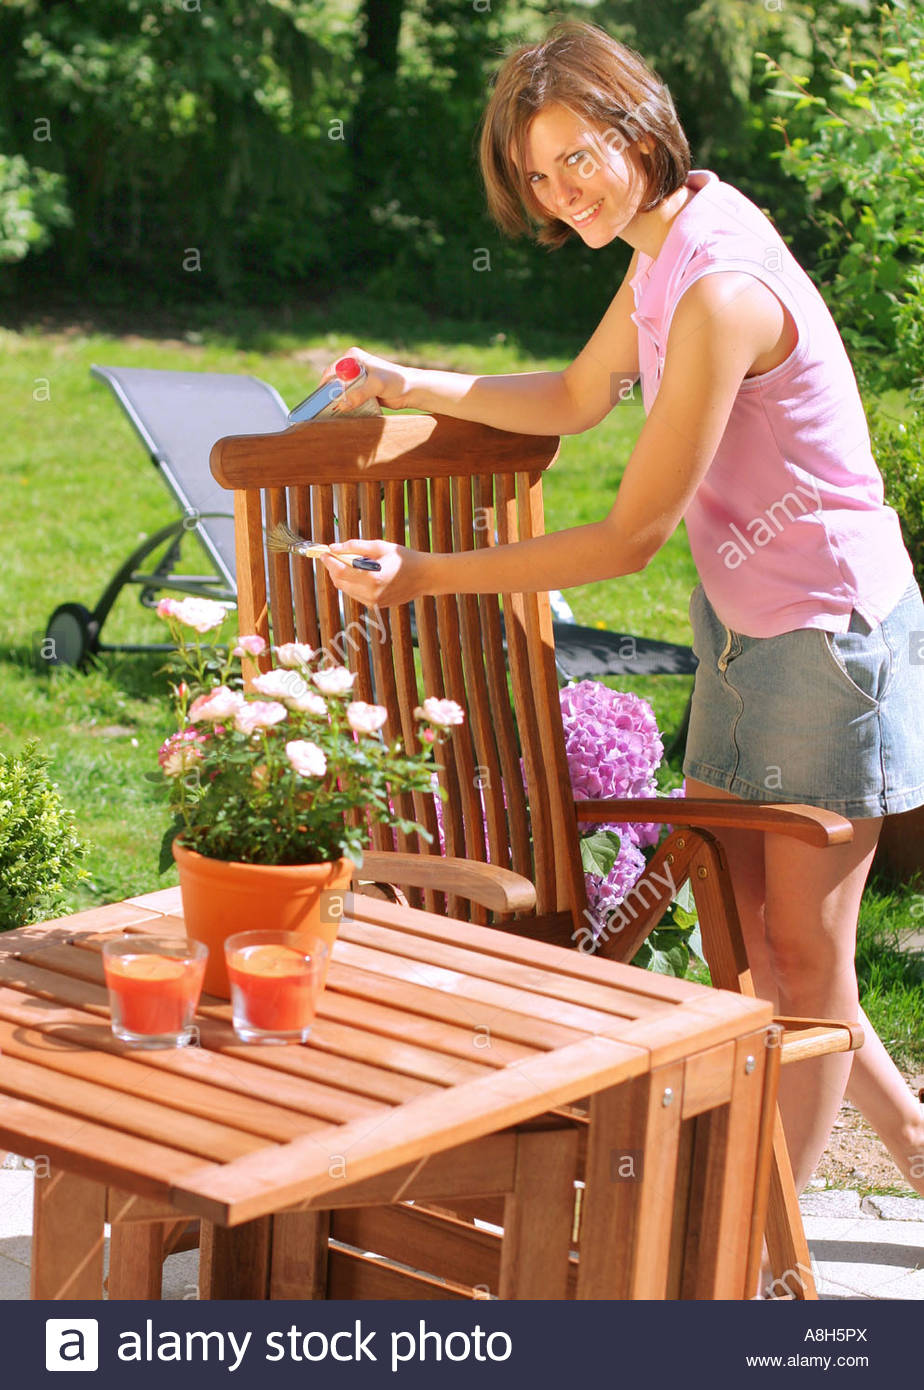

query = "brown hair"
[[479, 20, 690, 248]]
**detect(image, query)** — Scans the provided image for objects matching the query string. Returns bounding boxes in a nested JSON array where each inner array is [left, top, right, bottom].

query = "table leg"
[[198, 1218, 272, 1299], [576, 1062, 685, 1299], [107, 1219, 193, 1300], [680, 1032, 769, 1299], [31, 1169, 106, 1300], [498, 1127, 578, 1300], [269, 1211, 330, 1299]]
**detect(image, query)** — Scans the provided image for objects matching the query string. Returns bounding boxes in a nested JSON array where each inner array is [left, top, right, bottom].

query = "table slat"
[[169, 1034, 649, 1225], [0, 987, 389, 1125], [331, 940, 628, 1036], [0, 1019, 322, 1143], [0, 1054, 272, 1163], [0, 1095, 216, 1199], [322, 960, 581, 1050], [338, 917, 679, 1021], [347, 893, 700, 1002]]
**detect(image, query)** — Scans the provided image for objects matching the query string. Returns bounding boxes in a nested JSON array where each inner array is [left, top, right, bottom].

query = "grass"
[[1, 296, 921, 1066]]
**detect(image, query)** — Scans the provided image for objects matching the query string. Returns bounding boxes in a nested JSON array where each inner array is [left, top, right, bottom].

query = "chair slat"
[[431, 476, 488, 879], [473, 475, 532, 888], [452, 475, 507, 877], [360, 480, 418, 861], [289, 484, 321, 649], [234, 489, 272, 679], [266, 487, 296, 647], [384, 481, 439, 911], [496, 471, 555, 908], [311, 484, 342, 657], [517, 471, 587, 916], [410, 477, 463, 907]]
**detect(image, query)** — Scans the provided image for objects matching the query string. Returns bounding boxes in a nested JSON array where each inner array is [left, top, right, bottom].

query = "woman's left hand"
[[319, 539, 427, 607]]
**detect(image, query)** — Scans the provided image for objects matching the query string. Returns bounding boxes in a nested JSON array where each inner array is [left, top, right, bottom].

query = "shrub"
[[763, 2, 924, 388], [0, 741, 87, 931], [868, 402, 924, 583], [0, 150, 70, 265]]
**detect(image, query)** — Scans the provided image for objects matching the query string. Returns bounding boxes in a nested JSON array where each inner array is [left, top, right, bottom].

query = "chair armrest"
[[574, 798, 853, 848], [776, 1016, 865, 1064], [356, 851, 537, 914]]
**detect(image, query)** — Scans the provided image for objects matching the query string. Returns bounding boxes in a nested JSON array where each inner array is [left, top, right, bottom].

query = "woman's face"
[[522, 103, 650, 248]]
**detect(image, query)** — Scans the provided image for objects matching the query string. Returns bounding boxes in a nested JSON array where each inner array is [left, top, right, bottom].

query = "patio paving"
[[1, 1156, 921, 1300]]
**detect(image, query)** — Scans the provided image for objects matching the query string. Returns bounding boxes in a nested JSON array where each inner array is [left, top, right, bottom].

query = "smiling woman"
[[308, 18, 924, 1237], [478, 29, 689, 249]]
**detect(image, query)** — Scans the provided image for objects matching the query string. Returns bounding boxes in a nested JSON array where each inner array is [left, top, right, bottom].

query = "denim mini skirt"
[[683, 577, 924, 818]]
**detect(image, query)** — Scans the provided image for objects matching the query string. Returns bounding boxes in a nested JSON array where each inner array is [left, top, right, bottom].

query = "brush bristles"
[[266, 521, 302, 552]]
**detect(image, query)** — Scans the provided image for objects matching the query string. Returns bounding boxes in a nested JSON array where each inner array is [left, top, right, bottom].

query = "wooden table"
[[0, 887, 779, 1301]]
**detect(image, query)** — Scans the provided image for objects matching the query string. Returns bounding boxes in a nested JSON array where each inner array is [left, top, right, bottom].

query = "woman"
[[317, 21, 924, 1216]]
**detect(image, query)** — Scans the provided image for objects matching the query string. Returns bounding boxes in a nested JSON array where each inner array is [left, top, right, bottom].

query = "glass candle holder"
[[224, 931, 329, 1044], [102, 935, 208, 1048]]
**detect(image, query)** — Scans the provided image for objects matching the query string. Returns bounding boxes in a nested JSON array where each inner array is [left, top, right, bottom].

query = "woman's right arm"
[[320, 250, 641, 437]]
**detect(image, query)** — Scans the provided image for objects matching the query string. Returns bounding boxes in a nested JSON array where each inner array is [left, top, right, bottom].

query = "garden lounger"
[[44, 365, 289, 666]]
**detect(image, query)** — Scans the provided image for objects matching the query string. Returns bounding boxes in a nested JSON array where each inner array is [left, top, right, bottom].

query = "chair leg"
[[691, 835, 817, 1299]]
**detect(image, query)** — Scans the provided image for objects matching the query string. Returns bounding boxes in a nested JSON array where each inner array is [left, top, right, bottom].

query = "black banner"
[[0, 1298, 911, 1388]]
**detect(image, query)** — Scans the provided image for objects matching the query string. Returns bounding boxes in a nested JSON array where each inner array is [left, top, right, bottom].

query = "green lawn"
[[1, 302, 920, 1065]]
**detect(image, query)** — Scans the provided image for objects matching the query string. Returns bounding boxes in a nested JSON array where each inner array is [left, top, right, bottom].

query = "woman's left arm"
[[322, 274, 789, 604]]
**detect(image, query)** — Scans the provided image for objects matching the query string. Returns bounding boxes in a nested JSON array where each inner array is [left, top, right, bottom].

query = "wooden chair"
[[202, 412, 862, 1300]]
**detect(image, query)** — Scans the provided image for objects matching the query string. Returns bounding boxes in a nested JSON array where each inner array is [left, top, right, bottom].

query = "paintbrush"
[[266, 522, 382, 572]]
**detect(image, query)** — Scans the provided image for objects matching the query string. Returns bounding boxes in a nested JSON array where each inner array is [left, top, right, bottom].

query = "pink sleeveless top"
[[631, 170, 912, 637]]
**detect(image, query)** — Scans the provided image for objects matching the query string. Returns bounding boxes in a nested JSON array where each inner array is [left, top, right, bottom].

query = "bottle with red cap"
[[287, 356, 383, 425]]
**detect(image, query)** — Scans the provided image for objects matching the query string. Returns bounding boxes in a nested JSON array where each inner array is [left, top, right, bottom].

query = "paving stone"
[[861, 1193, 924, 1221], [0, 1253, 29, 1299], [798, 1188, 864, 1219], [162, 1249, 201, 1301]]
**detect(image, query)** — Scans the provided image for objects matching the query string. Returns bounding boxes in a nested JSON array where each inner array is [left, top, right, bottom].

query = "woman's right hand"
[[318, 346, 417, 413]]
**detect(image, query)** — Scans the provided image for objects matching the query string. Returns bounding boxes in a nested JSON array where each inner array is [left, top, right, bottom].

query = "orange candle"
[[102, 935, 208, 1047], [224, 932, 328, 1042], [227, 944, 316, 1032]]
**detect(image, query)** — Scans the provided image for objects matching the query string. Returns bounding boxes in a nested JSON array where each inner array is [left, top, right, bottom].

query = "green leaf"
[[158, 819, 184, 875], [579, 830, 621, 877]]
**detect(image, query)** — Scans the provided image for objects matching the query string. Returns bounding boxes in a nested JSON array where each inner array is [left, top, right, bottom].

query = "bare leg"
[[844, 1006, 924, 1194], [684, 779, 924, 1196]]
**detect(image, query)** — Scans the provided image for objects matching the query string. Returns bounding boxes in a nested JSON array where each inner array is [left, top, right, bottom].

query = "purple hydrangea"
[[583, 839, 648, 932], [559, 682, 664, 849]]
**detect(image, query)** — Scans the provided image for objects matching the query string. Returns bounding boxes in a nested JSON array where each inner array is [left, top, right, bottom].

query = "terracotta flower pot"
[[172, 840, 354, 998]]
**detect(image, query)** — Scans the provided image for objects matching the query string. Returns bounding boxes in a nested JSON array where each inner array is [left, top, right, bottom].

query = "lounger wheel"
[[44, 603, 100, 668]]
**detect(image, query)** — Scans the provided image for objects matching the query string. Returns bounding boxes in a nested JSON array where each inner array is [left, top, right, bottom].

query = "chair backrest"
[[210, 414, 588, 936]]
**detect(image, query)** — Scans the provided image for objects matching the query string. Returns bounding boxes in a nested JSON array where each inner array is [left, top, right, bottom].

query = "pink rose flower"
[[233, 700, 288, 735], [312, 665, 357, 696], [233, 634, 267, 657], [287, 690, 328, 716], [275, 641, 315, 669], [157, 596, 228, 633], [188, 686, 244, 722], [285, 739, 327, 778], [251, 669, 303, 701], [414, 697, 465, 727], [347, 701, 388, 736], [157, 728, 205, 777]]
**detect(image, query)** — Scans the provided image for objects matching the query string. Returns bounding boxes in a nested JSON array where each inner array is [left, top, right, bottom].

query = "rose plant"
[[155, 597, 463, 871]]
